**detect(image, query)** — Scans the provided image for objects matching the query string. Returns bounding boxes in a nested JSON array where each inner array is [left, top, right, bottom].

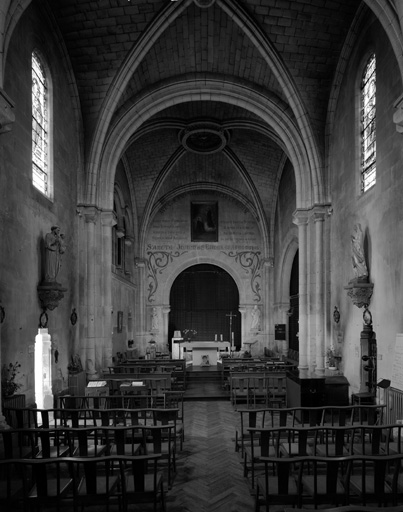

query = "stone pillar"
[[162, 305, 171, 354], [263, 257, 274, 348], [100, 211, 114, 370], [80, 207, 99, 377], [313, 208, 327, 375], [134, 258, 146, 344], [293, 210, 310, 371]]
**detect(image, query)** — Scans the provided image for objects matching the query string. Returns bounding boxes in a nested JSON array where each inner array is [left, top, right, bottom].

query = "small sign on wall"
[[275, 324, 286, 340]]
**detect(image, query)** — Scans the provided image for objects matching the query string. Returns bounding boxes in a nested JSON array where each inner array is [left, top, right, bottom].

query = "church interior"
[[2, 0, 403, 509]]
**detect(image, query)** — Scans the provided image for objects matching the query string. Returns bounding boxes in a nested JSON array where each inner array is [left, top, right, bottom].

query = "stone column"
[[293, 209, 310, 371], [162, 305, 171, 354], [100, 211, 114, 370], [313, 208, 327, 375], [80, 206, 99, 377], [0, 89, 15, 428], [134, 258, 146, 344], [263, 257, 274, 347]]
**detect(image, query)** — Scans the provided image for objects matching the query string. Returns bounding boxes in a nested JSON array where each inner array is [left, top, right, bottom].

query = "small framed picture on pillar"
[[117, 311, 123, 333]]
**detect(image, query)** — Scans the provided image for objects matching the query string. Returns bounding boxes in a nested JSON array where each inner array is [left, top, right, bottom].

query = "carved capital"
[[77, 205, 100, 224], [293, 208, 310, 226], [0, 89, 15, 134]]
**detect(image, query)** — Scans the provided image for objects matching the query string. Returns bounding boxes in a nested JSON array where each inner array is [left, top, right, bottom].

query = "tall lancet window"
[[32, 51, 50, 196], [360, 53, 376, 193]]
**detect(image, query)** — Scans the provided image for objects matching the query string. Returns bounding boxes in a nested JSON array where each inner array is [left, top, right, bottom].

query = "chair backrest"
[[2, 407, 38, 429]]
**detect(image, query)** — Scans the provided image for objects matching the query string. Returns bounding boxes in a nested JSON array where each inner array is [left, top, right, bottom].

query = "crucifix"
[[226, 311, 237, 351]]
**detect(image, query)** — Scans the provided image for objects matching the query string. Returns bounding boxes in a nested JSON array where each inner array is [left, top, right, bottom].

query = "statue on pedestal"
[[44, 226, 66, 284], [251, 305, 261, 331], [351, 223, 368, 281]]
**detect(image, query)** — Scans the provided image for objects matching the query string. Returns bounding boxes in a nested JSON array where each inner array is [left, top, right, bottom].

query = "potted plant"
[[1, 361, 22, 397], [183, 329, 197, 342], [326, 347, 340, 370]]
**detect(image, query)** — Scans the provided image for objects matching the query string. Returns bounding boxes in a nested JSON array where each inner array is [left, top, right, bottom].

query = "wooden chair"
[[235, 407, 268, 457], [152, 407, 182, 452], [0, 428, 38, 459], [254, 455, 303, 511], [313, 425, 355, 457], [2, 407, 38, 429], [163, 390, 185, 448], [267, 374, 287, 407], [23, 457, 76, 512], [244, 427, 282, 489], [73, 455, 125, 511], [299, 455, 349, 508], [345, 454, 399, 507], [139, 425, 176, 490], [278, 426, 316, 458], [122, 454, 166, 512], [350, 424, 390, 455], [249, 375, 269, 407], [0, 458, 27, 510], [231, 374, 252, 409]]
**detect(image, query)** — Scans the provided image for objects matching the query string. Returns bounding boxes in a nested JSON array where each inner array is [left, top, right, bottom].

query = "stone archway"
[[168, 264, 241, 350]]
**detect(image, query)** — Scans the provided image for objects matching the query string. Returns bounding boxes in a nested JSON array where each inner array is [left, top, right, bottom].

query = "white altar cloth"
[[172, 340, 230, 365]]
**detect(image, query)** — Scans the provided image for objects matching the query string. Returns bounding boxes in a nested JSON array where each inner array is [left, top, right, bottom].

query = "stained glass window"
[[32, 51, 49, 195], [360, 54, 376, 193]]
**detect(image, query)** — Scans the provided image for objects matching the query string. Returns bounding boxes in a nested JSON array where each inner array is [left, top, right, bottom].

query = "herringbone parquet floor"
[[165, 400, 255, 512]]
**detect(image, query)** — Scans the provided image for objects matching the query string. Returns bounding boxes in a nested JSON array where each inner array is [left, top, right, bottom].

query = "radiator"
[[384, 387, 403, 424], [2, 393, 26, 409]]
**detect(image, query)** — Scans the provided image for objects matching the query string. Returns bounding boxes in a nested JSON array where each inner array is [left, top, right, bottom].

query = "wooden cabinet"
[[287, 371, 326, 422], [68, 372, 86, 396]]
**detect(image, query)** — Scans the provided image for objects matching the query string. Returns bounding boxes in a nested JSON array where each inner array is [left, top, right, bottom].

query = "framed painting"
[[117, 311, 123, 333], [191, 201, 218, 242]]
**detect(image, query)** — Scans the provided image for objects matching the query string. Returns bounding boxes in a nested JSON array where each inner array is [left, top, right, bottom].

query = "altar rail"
[[385, 386, 403, 424]]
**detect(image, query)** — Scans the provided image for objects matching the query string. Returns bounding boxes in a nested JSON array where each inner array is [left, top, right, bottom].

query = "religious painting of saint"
[[191, 201, 218, 242]]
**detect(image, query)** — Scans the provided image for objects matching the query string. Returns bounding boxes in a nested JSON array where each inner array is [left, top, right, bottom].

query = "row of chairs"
[[1, 454, 166, 512], [255, 453, 403, 511], [244, 423, 403, 489], [234, 404, 386, 456], [1, 422, 177, 490], [229, 373, 287, 408], [3, 404, 184, 452]]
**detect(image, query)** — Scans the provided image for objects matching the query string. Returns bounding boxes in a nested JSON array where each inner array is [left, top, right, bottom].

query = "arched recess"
[[168, 264, 241, 350], [277, 234, 299, 307], [276, 233, 299, 358], [97, 79, 319, 213], [162, 256, 245, 308]]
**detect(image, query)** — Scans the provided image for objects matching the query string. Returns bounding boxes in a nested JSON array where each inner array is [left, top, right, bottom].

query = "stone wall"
[[0, 3, 81, 403], [329, 13, 403, 393]]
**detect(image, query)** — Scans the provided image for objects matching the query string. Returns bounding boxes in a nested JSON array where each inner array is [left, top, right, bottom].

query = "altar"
[[172, 340, 230, 365]]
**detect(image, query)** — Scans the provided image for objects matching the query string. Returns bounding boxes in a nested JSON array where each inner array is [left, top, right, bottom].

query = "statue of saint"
[[151, 307, 159, 331], [351, 223, 368, 279], [44, 226, 66, 283], [251, 305, 261, 331]]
